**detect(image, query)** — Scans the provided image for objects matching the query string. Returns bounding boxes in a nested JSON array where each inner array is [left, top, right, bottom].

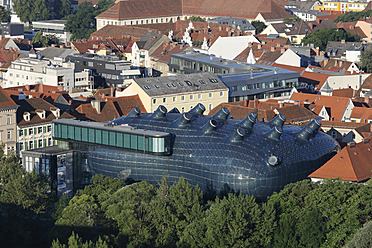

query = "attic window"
[[179, 82, 184, 86], [199, 80, 206, 84], [185, 81, 192, 86], [143, 85, 151, 90], [166, 83, 171, 88], [154, 84, 159, 88], [209, 78, 218, 83], [171, 83, 176, 87]]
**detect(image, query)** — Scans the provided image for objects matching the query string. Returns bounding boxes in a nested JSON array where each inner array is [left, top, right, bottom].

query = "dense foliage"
[[334, 10, 372, 23], [359, 49, 372, 73], [283, 16, 301, 23], [0, 148, 370, 247], [251, 20, 267, 34], [32, 31, 60, 48], [65, 0, 114, 41], [13, 0, 51, 24], [0, 6, 10, 23], [302, 28, 361, 51], [189, 16, 206, 22]]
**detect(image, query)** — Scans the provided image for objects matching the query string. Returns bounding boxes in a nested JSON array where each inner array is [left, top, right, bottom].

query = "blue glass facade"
[[53, 104, 339, 200]]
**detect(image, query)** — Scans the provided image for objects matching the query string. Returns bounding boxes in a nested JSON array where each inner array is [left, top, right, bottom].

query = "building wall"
[[150, 89, 229, 114], [0, 107, 18, 155], [316, 1, 367, 12], [17, 123, 55, 155], [3, 65, 75, 92], [276, 50, 301, 67], [326, 74, 369, 91], [346, 50, 361, 63]]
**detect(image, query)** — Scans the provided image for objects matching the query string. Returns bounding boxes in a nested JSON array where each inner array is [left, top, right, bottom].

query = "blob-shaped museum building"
[[53, 103, 339, 199]]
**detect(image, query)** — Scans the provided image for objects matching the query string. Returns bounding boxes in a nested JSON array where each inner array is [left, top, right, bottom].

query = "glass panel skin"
[[83, 112, 339, 201], [75, 127, 82, 141], [102, 131, 109, 145], [137, 135, 144, 151], [61, 125, 68, 138], [82, 128, 88, 142], [88, 128, 95, 143], [116, 133, 123, 147], [96, 129, 102, 144], [68, 125, 74, 140], [109, 132, 116, 146]]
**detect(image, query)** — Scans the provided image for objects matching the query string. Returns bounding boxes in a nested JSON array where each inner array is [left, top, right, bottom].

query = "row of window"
[[102, 17, 177, 26], [179, 104, 213, 113], [54, 124, 170, 154], [19, 125, 52, 137], [24, 156, 50, 175], [20, 138, 53, 151], [0, 130, 12, 141], [152, 92, 224, 104], [229, 80, 298, 92]]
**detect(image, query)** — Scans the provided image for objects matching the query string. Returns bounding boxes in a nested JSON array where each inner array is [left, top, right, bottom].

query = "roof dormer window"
[[23, 112, 30, 122]]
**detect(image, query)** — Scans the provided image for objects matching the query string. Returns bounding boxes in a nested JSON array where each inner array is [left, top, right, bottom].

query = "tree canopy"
[[13, 0, 50, 24], [251, 20, 267, 34], [302, 28, 361, 51], [32, 31, 60, 48], [65, 0, 114, 41], [334, 10, 372, 23], [0, 6, 10, 23], [359, 49, 372, 73]]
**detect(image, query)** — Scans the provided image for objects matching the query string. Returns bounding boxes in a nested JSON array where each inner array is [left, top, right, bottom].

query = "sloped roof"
[[37, 47, 77, 59], [151, 41, 191, 64], [12, 97, 74, 127], [74, 95, 146, 122], [320, 58, 355, 72], [97, 0, 182, 19], [208, 36, 260, 60], [90, 25, 157, 40], [308, 140, 372, 182], [332, 88, 355, 98], [270, 21, 311, 36], [290, 92, 351, 121], [0, 87, 18, 109]]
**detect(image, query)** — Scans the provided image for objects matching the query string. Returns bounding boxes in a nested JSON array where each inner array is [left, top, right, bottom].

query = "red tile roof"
[[151, 41, 190, 63], [332, 88, 355, 98], [290, 92, 351, 121], [309, 139, 372, 182], [0, 87, 18, 109], [90, 25, 157, 40], [72, 39, 121, 53], [74, 95, 146, 122], [97, 0, 182, 19]]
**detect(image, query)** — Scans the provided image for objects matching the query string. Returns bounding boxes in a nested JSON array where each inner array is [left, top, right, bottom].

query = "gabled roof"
[[308, 140, 372, 182], [12, 97, 74, 127], [332, 88, 355, 98], [299, 71, 332, 91], [134, 72, 227, 97], [0, 87, 18, 109], [90, 25, 158, 40], [319, 58, 356, 72], [290, 92, 351, 121], [74, 95, 146, 122], [151, 41, 191, 64], [270, 21, 311, 36], [97, 0, 182, 19], [37, 47, 77, 59]]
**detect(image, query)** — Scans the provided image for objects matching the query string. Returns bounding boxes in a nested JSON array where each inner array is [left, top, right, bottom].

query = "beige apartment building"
[[0, 88, 18, 155], [119, 73, 229, 114]]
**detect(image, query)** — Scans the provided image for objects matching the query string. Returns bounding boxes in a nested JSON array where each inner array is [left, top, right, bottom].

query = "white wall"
[[326, 73, 370, 91]]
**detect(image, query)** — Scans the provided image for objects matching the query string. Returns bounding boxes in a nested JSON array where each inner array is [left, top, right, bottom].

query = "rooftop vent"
[[126, 107, 141, 118], [213, 107, 230, 119], [268, 114, 286, 128], [188, 103, 205, 115], [201, 119, 218, 133], [239, 112, 257, 129], [266, 126, 283, 141], [151, 105, 167, 118], [175, 113, 192, 127]]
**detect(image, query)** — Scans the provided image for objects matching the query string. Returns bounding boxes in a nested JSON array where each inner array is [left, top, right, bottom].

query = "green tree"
[[302, 28, 360, 51], [13, 0, 50, 24], [334, 10, 372, 23], [251, 20, 267, 34], [0, 154, 51, 214], [54, 0, 72, 19], [189, 16, 206, 22], [345, 221, 372, 248], [65, 0, 114, 41], [0, 6, 10, 22], [359, 49, 372, 73], [32, 31, 60, 48]]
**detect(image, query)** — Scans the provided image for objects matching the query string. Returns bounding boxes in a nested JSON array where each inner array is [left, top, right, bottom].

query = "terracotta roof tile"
[[332, 88, 355, 98], [0, 87, 18, 109], [290, 92, 351, 121], [75, 95, 146, 122], [309, 140, 372, 182]]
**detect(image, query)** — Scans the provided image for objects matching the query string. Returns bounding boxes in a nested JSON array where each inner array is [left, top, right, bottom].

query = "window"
[[209, 104, 213, 111], [220, 91, 224, 97], [153, 98, 157, 104], [38, 139, 42, 148], [163, 97, 166, 103], [198, 93, 202, 99], [181, 107, 185, 113], [209, 92, 213, 98], [30, 141, 34, 149], [48, 138, 52, 146], [181, 95, 185, 101], [190, 94, 194, 100], [47, 125, 52, 132], [7, 131, 10, 140], [38, 127, 42, 134], [29, 128, 33, 135], [7, 116, 11, 125], [190, 106, 193, 110], [19, 130, 23, 136], [173, 96, 176, 102], [20, 143, 24, 150]]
